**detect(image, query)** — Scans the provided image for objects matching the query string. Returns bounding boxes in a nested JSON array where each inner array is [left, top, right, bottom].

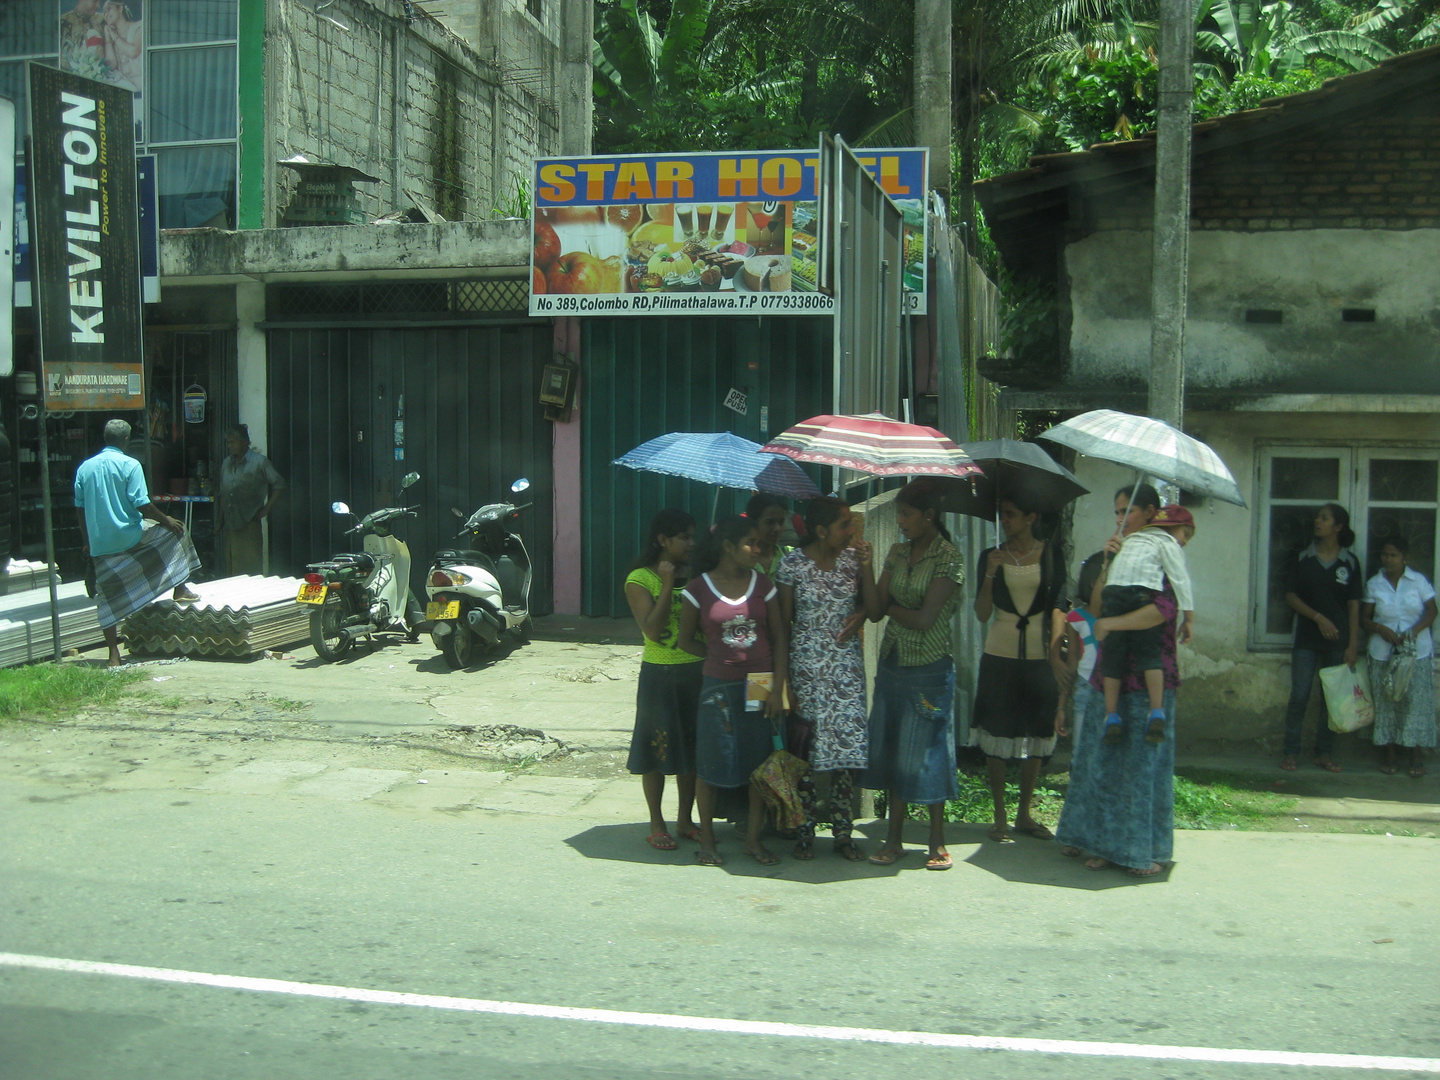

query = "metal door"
[[266, 324, 554, 613]]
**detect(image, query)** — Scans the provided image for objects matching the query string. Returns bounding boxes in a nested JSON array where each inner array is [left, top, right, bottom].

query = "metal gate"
[[265, 323, 555, 613]]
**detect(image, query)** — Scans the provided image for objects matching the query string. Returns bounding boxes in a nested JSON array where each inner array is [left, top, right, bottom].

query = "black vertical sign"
[[27, 63, 144, 411]]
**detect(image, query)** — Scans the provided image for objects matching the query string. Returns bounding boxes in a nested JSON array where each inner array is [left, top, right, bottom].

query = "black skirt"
[[969, 654, 1060, 761], [626, 661, 702, 775]]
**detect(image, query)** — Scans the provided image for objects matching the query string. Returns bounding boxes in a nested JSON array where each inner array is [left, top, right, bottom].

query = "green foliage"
[[1194, 67, 1326, 116], [0, 663, 143, 722], [998, 272, 1059, 363], [490, 175, 531, 220], [1171, 770, 1299, 829], [1046, 49, 1160, 150]]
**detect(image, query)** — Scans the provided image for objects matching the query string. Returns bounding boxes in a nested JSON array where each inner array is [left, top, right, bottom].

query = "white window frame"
[[1251, 441, 1440, 651]]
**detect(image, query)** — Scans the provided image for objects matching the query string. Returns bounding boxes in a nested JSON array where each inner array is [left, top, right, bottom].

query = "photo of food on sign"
[[529, 149, 926, 316], [532, 200, 819, 297]]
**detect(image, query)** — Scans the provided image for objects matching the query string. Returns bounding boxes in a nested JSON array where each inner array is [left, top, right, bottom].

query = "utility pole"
[[1148, 0, 1193, 429], [914, 0, 952, 198]]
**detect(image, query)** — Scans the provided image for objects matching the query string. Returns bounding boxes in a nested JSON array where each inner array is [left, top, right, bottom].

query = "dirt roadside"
[[3, 636, 1438, 836]]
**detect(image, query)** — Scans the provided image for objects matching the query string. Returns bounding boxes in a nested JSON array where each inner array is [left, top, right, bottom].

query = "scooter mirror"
[[451, 507, 465, 519], [332, 501, 350, 515], [511, 478, 531, 494], [401, 472, 421, 489]]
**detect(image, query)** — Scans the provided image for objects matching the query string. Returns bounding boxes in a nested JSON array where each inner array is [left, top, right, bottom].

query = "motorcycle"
[[425, 478, 534, 669], [297, 471, 423, 661]]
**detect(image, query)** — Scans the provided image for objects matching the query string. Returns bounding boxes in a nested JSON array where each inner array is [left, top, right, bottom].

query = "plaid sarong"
[[93, 522, 202, 628]]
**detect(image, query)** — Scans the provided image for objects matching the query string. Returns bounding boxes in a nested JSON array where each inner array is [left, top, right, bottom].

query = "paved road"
[[3, 721, 1438, 1079]]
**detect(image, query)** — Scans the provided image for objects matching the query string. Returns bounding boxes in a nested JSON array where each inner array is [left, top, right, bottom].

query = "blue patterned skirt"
[[696, 676, 776, 789], [862, 655, 959, 805], [1056, 687, 1175, 871], [627, 661, 702, 775]]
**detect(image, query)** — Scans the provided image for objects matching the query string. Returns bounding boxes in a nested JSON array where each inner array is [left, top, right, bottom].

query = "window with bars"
[[1252, 445, 1440, 649], [2, 0, 238, 228], [266, 279, 530, 320]]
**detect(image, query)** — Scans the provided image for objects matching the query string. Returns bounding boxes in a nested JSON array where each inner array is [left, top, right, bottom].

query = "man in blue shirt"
[[75, 418, 201, 666]]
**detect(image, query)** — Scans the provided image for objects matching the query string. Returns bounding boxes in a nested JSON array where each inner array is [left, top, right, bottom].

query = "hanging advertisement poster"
[[530, 148, 927, 317], [27, 63, 145, 411], [60, 0, 145, 143]]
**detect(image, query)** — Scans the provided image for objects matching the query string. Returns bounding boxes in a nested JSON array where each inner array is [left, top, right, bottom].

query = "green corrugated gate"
[[581, 316, 833, 617]]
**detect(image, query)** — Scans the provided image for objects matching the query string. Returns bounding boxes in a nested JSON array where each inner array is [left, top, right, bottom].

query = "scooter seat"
[[434, 549, 497, 575]]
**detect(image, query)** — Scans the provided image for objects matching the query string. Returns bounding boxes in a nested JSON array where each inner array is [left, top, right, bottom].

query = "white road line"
[[1, 951, 1435, 1073]]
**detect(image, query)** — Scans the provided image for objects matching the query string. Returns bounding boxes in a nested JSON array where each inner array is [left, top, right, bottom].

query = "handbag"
[[1380, 636, 1417, 703], [1319, 660, 1374, 733]]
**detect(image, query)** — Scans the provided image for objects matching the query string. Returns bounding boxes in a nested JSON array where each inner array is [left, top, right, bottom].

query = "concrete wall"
[[1064, 410, 1439, 745], [263, 0, 564, 227], [1065, 228, 1440, 394]]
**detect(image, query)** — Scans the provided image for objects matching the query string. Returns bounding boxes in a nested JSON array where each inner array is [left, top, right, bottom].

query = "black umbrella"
[[933, 439, 1088, 518]]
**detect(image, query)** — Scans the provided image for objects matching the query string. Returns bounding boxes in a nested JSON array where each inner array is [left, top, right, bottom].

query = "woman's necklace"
[[1005, 537, 1037, 565]]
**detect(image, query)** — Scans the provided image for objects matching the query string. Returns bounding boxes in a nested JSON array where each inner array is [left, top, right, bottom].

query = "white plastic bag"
[[1320, 660, 1374, 733]]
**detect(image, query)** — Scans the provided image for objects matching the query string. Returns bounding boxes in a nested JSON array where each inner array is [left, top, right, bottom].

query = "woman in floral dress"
[[776, 498, 881, 860]]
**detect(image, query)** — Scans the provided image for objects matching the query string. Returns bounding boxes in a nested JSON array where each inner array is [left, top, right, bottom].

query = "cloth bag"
[[751, 722, 810, 832], [1320, 660, 1375, 733], [1379, 637, 1417, 703]]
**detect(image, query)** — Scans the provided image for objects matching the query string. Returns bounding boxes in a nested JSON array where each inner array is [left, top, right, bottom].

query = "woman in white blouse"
[[1361, 537, 1437, 777]]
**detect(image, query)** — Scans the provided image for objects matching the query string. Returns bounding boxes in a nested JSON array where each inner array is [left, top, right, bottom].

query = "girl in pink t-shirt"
[[678, 515, 789, 867]]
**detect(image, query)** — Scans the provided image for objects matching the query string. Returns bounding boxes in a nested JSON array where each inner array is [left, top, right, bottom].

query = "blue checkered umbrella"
[[1038, 410, 1246, 506], [613, 432, 822, 500]]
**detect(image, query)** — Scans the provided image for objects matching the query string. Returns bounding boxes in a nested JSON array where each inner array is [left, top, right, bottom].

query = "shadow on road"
[[565, 821, 923, 882], [962, 837, 1171, 890], [406, 639, 526, 675]]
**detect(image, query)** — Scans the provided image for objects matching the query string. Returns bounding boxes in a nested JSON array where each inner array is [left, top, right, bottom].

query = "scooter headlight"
[[430, 569, 469, 588]]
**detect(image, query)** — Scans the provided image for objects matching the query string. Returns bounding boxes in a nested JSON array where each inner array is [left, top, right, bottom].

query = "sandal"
[[925, 850, 953, 871], [645, 831, 677, 851], [1126, 862, 1165, 877], [988, 824, 1014, 844], [867, 847, 906, 866], [1379, 763, 1399, 776], [696, 849, 724, 866], [1059, 845, 1081, 858], [792, 840, 815, 861], [1315, 758, 1342, 773], [676, 825, 703, 842], [1084, 857, 1111, 871], [832, 839, 863, 861], [1016, 822, 1055, 841], [1280, 756, 1299, 772], [746, 847, 780, 866], [1409, 763, 1427, 778]]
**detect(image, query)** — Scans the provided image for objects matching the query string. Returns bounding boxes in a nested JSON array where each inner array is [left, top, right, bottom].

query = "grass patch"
[[873, 767, 1299, 832], [0, 663, 145, 721], [264, 696, 311, 713]]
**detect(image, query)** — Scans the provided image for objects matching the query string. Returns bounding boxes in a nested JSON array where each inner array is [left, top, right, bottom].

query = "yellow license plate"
[[427, 600, 460, 621], [296, 583, 329, 605]]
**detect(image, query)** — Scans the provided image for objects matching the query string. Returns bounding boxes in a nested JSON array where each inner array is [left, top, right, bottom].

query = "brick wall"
[[267, 0, 561, 226], [1084, 85, 1440, 233]]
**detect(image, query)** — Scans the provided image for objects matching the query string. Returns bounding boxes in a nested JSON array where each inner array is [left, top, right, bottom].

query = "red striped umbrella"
[[760, 413, 983, 478]]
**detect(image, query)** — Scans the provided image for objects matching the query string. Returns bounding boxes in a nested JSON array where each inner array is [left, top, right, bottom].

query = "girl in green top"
[[862, 479, 965, 870], [624, 509, 703, 851], [746, 492, 793, 578]]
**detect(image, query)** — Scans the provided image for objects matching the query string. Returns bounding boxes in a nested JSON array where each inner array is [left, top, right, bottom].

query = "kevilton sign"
[[27, 63, 144, 411]]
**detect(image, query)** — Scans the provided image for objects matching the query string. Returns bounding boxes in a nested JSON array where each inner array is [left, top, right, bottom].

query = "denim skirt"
[[862, 655, 959, 805], [695, 676, 777, 789]]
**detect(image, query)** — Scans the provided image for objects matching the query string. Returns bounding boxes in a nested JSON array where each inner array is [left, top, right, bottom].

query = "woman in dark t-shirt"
[[1281, 503, 1363, 773]]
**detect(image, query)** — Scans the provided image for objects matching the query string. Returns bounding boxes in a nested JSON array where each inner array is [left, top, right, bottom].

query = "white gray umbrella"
[[1038, 410, 1246, 507]]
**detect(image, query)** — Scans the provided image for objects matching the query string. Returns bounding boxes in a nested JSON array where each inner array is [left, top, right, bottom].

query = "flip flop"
[[1126, 863, 1165, 877], [1059, 845, 1081, 858], [1379, 763, 1399, 776], [1016, 822, 1055, 841], [925, 850, 953, 871], [1280, 756, 1299, 772], [1084, 857, 1111, 871], [696, 849, 725, 866], [867, 847, 906, 866], [645, 831, 677, 851], [1409, 764, 1427, 778], [676, 826, 703, 842], [747, 848, 780, 866], [1315, 758, 1342, 773], [988, 824, 1014, 844]]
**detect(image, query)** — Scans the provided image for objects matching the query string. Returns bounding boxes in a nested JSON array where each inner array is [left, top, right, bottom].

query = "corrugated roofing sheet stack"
[[124, 576, 311, 658], [2, 559, 59, 595], [0, 580, 103, 666]]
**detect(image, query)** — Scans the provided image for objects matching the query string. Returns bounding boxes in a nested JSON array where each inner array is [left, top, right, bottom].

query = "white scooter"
[[425, 478, 533, 669], [298, 471, 423, 661]]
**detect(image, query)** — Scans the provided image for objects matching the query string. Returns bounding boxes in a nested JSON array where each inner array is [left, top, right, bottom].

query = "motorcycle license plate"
[[296, 583, 329, 605], [427, 600, 460, 621]]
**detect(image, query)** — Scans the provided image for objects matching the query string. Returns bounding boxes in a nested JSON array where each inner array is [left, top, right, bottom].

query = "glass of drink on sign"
[[713, 203, 733, 241], [676, 204, 696, 239], [696, 204, 713, 238]]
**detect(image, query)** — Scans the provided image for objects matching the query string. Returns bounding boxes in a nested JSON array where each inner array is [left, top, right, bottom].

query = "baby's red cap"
[[1152, 505, 1195, 530]]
